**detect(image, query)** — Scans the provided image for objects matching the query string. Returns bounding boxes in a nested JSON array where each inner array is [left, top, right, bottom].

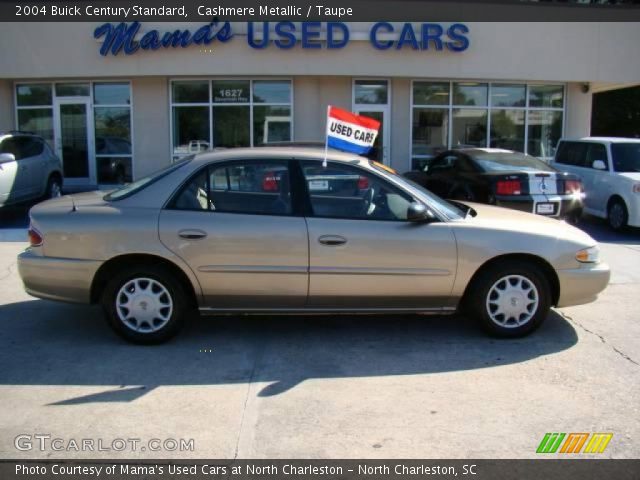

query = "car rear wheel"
[[101, 265, 189, 344], [45, 175, 62, 199], [467, 260, 551, 338], [607, 199, 628, 232]]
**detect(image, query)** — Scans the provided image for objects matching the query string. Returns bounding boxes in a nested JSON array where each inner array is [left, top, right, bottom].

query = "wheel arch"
[[607, 194, 627, 212], [461, 253, 560, 308], [90, 253, 199, 307]]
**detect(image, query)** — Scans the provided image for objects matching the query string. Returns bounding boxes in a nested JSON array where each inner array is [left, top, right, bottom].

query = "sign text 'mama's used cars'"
[[18, 147, 610, 344], [552, 137, 640, 231]]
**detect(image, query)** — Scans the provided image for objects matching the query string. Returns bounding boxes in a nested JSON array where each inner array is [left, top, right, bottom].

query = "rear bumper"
[[495, 194, 583, 219], [17, 249, 101, 304], [556, 262, 610, 308]]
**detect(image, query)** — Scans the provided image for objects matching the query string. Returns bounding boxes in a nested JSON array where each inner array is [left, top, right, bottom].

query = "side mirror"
[[407, 202, 436, 223], [592, 160, 607, 170], [0, 153, 16, 164]]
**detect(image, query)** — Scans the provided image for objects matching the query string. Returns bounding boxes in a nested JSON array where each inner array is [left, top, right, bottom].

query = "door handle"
[[318, 235, 347, 246], [178, 229, 207, 240]]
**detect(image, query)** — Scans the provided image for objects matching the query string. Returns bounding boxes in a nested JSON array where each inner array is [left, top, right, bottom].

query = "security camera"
[[581, 83, 590, 94]]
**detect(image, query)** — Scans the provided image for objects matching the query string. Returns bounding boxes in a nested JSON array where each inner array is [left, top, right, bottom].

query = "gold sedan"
[[18, 147, 610, 344]]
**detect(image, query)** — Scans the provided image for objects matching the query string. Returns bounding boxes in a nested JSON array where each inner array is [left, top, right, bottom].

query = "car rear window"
[[104, 157, 192, 201], [472, 152, 555, 172]]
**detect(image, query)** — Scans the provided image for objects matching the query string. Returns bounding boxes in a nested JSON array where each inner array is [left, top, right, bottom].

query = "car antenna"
[[70, 195, 77, 212]]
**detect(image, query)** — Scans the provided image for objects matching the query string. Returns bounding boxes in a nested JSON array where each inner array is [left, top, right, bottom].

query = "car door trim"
[[309, 266, 452, 276], [199, 306, 457, 314], [197, 265, 308, 274]]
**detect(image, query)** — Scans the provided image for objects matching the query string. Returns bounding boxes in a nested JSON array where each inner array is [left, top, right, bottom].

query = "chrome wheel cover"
[[116, 277, 173, 333], [486, 275, 539, 328]]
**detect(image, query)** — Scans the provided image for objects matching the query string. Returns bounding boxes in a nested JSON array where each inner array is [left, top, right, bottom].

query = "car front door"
[[300, 160, 458, 310], [159, 159, 309, 309]]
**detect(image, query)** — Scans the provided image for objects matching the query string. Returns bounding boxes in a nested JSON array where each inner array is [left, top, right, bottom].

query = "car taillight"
[[496, 180, 522, 196], [357, 176, 369, 189], [564, 179, 582, 194], [28, 228, 43, 247], [262, 171, 278, 192]]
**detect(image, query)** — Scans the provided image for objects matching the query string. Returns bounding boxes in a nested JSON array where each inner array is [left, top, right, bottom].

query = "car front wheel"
[[45, 176, 62, 199], [467, 260, 551, 338], [101, 265, 190, 344]]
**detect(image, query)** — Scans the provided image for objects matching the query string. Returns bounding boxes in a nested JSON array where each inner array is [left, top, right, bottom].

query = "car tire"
[[101, 265, 190, 344], [607, 199, 628, 232], [466, 260, 551, 338], [45, 175, 62, 200]]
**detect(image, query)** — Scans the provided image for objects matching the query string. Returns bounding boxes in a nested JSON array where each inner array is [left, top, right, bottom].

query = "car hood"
[[31, 191, 109, 214], [459, 202, 596, 246]]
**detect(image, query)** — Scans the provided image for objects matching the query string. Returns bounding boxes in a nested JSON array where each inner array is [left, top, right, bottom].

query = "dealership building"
[[0, 21, 638, 188]]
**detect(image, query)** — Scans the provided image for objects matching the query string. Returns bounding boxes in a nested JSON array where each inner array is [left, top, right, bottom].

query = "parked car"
[[404, 148, 584, 222], [552, 137, 640, 231], [18, 147, 609, 344], [0, 131, 63, 208]]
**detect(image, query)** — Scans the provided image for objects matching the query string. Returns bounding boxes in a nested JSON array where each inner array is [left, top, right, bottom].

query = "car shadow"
[[577, 215, 640, 245], [0, 300, 578, 404]]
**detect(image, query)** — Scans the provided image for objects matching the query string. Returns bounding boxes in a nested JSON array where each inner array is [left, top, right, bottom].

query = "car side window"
[[301, 161, 413, 221], [18, 137, 44, 159], [170, 160, 292, 216], [0, 138, 22, 160], [429, 154, 457, 173], [585, 143, 608, 170], [556, 142, 587, 167]]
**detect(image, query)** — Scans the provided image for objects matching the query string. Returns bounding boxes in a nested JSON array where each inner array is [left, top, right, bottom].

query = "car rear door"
[[0, 137, 29, 202], [300, 160, 457, 310], [158, 159, 309, 309]]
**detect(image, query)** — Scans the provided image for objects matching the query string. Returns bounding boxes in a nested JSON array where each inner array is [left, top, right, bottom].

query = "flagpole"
[[323, 105, 330, 168]]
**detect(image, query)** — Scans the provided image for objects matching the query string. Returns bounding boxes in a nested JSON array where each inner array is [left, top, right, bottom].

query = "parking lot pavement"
[[0, 219, 638, 459]]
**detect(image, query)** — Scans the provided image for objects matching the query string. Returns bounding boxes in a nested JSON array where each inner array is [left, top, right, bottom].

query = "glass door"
[[54, 97, 95, 186], [353, 79, 391, 165]]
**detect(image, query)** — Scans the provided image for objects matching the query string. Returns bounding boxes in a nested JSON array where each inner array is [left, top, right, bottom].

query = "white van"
[[551, 137, 640, 231]]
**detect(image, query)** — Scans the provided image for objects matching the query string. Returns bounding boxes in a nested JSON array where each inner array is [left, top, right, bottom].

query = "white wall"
[[565, 82, 593, 139]]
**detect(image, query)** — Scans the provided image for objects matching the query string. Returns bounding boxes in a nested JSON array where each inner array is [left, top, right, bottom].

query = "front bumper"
[[556, 262, 610, 308], [17, 249, 102, 304]]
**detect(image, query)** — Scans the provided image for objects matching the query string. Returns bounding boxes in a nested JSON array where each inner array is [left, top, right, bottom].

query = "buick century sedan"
[[18, 147, 610, 344]]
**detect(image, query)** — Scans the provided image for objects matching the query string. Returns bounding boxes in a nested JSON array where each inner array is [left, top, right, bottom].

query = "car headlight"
[[576, 246, 600, 264]]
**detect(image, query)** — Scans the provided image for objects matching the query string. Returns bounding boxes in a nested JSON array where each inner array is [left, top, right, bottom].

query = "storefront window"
[[412, 108, 449, 169], [529, 85, 564, 108], [490, 110, 525, 152], [17, 84, 52, 107], [93, 83, 133, 183], [354, 80, 388, 105], [527, 110, 562, 158], [94, 82, 131, 105], [453, 82, 488, 107], [491, 84, 526, 107], [171, 79, 292, 158], [55, 83, 90, 97], [411, 81, 564, 167], [452, 109, 488, 148], [17, 108, 54, 146]]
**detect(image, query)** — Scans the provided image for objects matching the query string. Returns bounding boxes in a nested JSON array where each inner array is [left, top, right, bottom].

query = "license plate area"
[[308, 180, 329, 191], [535, 202, 556, 215]]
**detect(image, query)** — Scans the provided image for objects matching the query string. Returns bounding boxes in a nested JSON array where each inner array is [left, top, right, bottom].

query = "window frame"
[[169, 78, 294, 161], [166, 158, 301, 217], [410, 80, 566, 168], [298, 159, 417, 223]]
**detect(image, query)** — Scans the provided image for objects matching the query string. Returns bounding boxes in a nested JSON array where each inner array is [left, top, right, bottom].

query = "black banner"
[[2, 460, 640, 480], [1, 0, 640, 22]]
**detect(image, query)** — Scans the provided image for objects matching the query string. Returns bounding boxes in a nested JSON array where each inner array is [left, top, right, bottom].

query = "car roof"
[[561, 137, 640, 144], [190, 146, 366, 165]]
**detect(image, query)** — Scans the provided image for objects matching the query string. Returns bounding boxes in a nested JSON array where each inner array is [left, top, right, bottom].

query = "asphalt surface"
[[0, 214, 638, 459]]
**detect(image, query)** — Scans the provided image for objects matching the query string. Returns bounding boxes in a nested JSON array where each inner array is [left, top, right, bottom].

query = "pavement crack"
[[232, 344, 264, 460], [560, 311, 639, 367], [0, 262, 15, 282]]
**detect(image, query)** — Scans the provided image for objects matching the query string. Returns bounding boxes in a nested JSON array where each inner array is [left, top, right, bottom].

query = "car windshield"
[[471, 151, 555, 172], [370, 161, 466, 220], [611, 143, 640, 173], [104, 157, 193, 201]]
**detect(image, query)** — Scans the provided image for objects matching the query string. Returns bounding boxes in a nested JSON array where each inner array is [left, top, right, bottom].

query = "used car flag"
[[325, 105, 380, 159]]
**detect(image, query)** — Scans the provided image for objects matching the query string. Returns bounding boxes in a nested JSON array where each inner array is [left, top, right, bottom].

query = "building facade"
[[0, 21, 638, 188]]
